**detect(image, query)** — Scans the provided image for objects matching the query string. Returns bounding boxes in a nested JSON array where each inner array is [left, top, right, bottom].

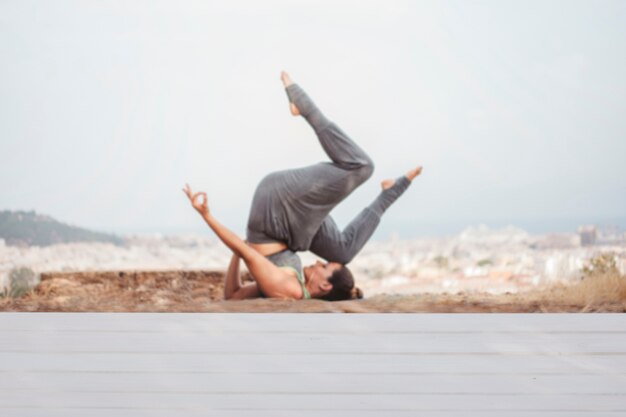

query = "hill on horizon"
[[0, 210, 124, 247]]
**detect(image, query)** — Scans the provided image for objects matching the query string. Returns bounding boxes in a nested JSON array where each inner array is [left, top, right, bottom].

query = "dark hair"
[[322, 265, 362, 301]]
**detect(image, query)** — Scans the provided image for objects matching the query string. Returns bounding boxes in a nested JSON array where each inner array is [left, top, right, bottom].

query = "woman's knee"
[[333, 250, 355, 265], [354, 158, 374, 183], [315, 242, 354, 265], [342, 159, 374, 192]]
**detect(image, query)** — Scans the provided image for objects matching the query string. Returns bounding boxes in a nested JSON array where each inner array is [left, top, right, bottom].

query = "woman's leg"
[[247, 82, 375, 252], [309, 171, 420, 264], [286, 83, 374, 172]]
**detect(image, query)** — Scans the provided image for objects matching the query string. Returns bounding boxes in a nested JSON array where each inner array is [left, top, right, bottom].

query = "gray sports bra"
[[266, 250, 310, 299]]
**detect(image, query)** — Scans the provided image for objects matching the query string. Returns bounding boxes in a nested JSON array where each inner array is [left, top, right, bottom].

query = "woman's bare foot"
[[281, 71, 300, 116], [280, 71, 293, 87], [381, 166, 423, 190], [406, 166, 423, 181], [381, 178, 395, 190]]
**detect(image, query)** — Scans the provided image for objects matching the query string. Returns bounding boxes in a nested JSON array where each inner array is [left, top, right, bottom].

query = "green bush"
[[1, 267, 40, 298], [477, 258, 493, 267], [433, 255, 448, 269], [582, 253, 620, 280]]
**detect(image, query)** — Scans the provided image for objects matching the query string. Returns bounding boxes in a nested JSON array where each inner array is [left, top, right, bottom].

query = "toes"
[[406, 166, 423, 180], [281, 71, 293, 87]]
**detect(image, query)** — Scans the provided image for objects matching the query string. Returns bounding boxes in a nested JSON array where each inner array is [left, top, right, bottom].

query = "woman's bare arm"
[[201, 211, 298, 298], [224, 253, 261, 300], [183, 184, 301, 299], [224, 253, 242, 299]]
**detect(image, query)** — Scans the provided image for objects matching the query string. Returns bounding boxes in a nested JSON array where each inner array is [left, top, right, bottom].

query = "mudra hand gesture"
[[182, 183, 209, 217]]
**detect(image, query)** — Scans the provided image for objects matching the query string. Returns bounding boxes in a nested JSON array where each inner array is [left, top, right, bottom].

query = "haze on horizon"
[[1, 0, 625, 240]]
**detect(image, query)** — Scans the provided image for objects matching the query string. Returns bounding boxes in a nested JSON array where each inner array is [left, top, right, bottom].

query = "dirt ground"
[[1, 270, 625, 313]]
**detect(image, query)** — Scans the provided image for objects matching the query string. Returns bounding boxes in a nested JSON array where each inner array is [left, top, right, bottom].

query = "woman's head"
[[304, 260, 360, 301]]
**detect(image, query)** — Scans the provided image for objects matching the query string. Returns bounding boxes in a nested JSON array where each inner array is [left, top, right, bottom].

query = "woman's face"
[[310, 260, 342, 284]]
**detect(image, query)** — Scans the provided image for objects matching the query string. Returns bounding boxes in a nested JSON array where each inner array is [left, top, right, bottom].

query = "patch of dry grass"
[[537, 271, 626, 311], [0, 270, 225, 312], [1, 269, 624, 313]]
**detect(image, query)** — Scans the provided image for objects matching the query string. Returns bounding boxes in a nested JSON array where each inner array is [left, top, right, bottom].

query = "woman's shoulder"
[[278, 265, 302, 281], [277, 266, 307, 298]]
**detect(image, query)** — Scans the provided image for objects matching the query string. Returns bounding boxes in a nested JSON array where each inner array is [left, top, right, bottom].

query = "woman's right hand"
[[182, 183, 210, 217]]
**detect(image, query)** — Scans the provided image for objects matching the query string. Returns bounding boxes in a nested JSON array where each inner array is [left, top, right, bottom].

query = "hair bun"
[[352, 286, 364, 299]]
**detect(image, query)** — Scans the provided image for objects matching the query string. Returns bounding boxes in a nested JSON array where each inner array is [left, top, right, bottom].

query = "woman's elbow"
[[225, 291, 244, 301]]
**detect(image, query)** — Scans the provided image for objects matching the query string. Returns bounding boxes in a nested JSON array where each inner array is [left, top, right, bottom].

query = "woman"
[[184, 72, 421, 301]]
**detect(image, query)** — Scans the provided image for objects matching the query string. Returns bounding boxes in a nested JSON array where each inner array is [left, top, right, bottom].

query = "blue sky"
[[1, 0, 625, 239]]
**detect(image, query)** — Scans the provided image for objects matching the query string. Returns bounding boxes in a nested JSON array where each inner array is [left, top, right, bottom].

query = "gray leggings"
[[246, 84, 410, 264]]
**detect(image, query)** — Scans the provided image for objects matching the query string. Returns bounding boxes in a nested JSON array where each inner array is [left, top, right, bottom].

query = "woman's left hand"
[[182, 183, 210, 217]]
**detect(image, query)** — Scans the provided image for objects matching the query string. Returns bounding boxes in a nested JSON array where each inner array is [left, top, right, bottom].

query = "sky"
[[1, 0, 625, 239]]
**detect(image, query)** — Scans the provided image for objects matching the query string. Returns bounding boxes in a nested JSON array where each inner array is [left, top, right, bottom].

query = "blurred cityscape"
[[1, 224, 625, 296]]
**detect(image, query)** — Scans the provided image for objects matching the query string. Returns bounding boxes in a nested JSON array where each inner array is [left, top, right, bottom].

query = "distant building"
[[577, 225, 597, 246], [596, 224, 624, 245], [531, 233, 580, 250]]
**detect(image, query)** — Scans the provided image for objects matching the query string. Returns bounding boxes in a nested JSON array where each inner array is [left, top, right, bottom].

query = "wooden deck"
[[1, 313, 625, 416]]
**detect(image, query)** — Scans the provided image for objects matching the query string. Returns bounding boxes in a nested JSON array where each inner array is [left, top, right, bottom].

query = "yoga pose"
[[184, 72, 421, 301]]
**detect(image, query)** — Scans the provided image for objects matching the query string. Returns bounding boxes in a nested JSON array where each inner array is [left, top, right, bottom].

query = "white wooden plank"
[[1, 392, 626, 411], [1, 352, 622, 374], [2, 372, 625, 394], [1, 410, 624, 417], [2, 313, 626, 332], [2, 332, 625, 353]]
